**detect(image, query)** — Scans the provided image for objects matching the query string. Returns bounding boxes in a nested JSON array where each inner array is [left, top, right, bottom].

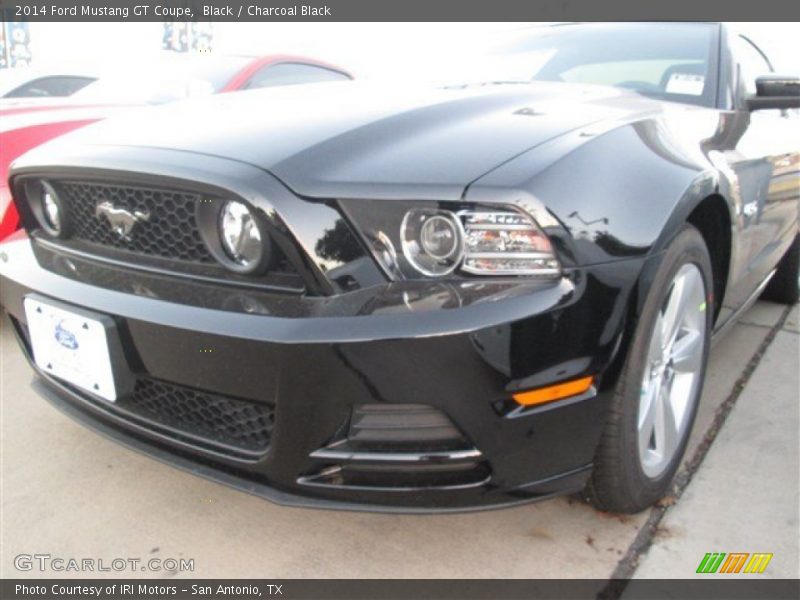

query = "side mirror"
[[748, 75, 800, 110]]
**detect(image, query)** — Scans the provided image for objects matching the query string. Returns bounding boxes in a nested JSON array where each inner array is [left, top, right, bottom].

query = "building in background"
[[0, 20, 32, 68], [163, 22, 213, 53]]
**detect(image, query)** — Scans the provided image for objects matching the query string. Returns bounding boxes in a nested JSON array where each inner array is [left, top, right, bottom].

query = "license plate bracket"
[[23, 295, 133, 402]]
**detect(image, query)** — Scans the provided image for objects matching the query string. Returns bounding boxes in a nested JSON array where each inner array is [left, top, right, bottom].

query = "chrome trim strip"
[[464, 224, 537, 231], [464, 252, 555, 259], [309, 447, 483, 462], [297, 466, 491, 492]]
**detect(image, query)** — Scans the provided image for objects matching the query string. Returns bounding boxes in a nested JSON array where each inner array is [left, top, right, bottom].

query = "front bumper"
[[0, 235, 643, 512]]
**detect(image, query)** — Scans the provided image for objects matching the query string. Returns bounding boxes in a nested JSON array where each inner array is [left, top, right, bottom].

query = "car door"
[[717, 33, 800, 314]]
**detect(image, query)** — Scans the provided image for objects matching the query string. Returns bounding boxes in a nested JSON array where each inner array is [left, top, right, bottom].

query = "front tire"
[[585, 224, 713, 513]]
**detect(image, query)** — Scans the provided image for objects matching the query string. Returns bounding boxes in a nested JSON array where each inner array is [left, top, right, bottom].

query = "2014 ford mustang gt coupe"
[[1, 22, 798, 513]]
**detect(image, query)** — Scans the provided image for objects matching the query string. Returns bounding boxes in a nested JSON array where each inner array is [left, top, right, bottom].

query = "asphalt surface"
[[0, 301, 797, 579]]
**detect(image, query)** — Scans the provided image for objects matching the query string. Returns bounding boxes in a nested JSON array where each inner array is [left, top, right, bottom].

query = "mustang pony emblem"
[[95, 201, 150, 240]]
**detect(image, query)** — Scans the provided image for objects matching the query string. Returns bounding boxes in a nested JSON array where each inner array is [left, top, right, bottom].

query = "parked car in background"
[[0, 67, 97, 99], [63, 53, 352, 105], [0, 53, 353, 240], [1, 23, 796, 513]]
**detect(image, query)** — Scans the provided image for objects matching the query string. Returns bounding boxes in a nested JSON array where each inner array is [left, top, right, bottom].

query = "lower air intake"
[[348, 403, 467, 450], [117, 378, 275, 455]]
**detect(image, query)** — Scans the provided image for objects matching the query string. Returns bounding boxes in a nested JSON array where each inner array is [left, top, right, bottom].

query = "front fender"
[[467, 112, 731, 268], [466, 113, 736, 386]]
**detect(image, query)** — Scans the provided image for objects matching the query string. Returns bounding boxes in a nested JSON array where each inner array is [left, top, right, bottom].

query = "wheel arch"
[[602, 184, 734, 391], [685, 194, 733, 324], [649, 172, 735, 327]]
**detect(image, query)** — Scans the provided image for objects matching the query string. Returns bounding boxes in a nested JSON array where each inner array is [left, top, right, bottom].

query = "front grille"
[[29, 179, 306, 292], [59, 181, 214, 263], [116, 378, 275, 455]]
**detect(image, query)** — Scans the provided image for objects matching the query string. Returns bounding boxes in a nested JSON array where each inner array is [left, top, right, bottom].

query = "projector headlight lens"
[[401, 209, 464, 276], [219, 200, 263, 268]]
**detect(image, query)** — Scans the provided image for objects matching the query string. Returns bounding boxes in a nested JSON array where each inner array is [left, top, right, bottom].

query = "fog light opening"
[[33, 180, 67, 237]]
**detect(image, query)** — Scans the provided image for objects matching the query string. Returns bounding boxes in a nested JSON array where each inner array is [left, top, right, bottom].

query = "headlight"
[[460, 211, 560, 275], [339, 200, 561, 279]]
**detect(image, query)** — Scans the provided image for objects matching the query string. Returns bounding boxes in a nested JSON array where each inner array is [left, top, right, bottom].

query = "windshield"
[[71, 55, 252, 105], [491, 23, 719, 107]]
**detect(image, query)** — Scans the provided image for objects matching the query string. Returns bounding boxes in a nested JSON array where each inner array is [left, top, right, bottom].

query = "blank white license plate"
[[24, 296, 117, 401]]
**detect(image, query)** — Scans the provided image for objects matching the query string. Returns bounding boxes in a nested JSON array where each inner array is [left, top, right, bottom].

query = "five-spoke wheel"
[[638, 263, 707, 478], [586, 225, 712, 513]]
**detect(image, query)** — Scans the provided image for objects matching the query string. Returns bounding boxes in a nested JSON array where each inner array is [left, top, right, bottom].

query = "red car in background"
[[0, 53, 352, 239]]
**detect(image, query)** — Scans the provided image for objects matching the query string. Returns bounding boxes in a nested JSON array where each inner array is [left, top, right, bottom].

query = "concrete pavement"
[[633, 307, 799, 579], [0, 301, 797, 580]]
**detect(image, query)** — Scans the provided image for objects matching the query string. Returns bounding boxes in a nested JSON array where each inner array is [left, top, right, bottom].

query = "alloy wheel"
[[637, 263, 707, 478]]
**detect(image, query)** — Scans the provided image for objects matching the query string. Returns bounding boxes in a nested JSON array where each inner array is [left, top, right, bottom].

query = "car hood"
[[48, 81, 664, 200]]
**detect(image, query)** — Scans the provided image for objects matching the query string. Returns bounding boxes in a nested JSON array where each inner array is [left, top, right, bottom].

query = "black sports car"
[[1, 22, 798, 513]]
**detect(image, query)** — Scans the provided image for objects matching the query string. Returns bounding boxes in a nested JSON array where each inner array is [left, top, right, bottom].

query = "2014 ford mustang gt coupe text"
[[1, 23, 798, 513]]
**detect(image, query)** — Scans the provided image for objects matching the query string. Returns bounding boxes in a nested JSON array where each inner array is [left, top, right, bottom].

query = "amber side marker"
[[513, 376, 594, 407]]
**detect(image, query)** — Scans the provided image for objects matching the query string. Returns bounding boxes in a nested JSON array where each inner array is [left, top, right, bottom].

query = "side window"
[[243, 63, 350, 90], [4, 76, 96, 98], [734, 36, 772, 96]]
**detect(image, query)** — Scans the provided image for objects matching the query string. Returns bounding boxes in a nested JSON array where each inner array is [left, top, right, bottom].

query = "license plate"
[[24, 296, 117, 401]]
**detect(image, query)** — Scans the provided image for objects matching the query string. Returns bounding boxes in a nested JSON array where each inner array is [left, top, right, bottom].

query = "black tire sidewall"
[[762, 233, 799, 304]]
